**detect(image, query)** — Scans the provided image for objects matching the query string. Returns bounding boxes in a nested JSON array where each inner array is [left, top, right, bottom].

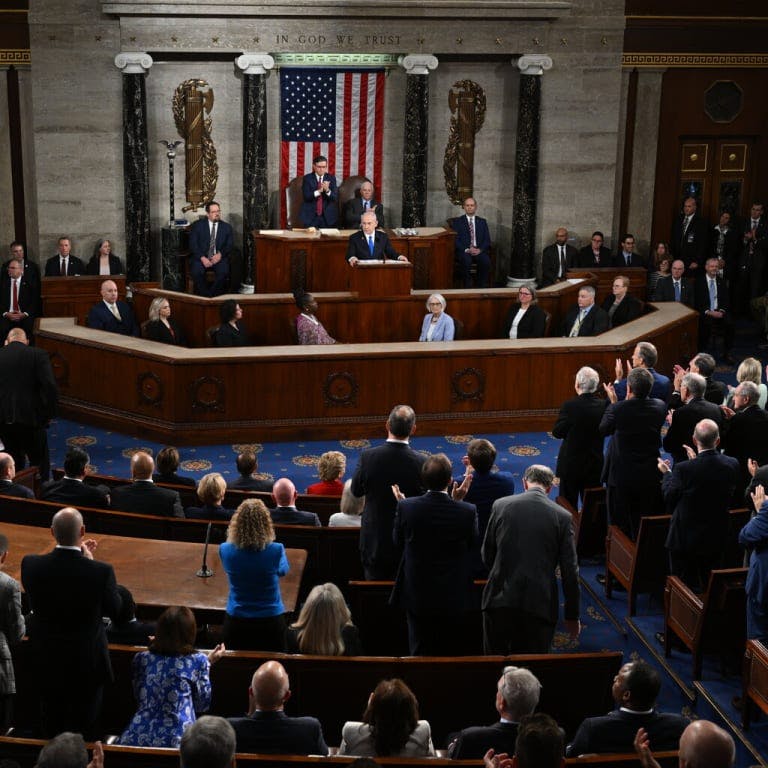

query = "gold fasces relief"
[[173, 79, 218, 213], [443, 79, 486, 206]]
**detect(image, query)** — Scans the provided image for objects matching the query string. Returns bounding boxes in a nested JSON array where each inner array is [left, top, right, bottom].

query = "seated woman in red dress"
[[307, 451, 345, 495]]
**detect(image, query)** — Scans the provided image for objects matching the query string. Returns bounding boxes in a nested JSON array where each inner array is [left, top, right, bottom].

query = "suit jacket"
[[694, 273, 730, 315], [214, 321, 249, 347], [541, 243, 578, 287], [553, 392, 608, 485], [145, 319, 187, 346], [44, 254, 85, 276], [271, 506, 321, 527], [567, 710, 688, 757], [613, 368, 671, 403], [343, 197, 385, 229], [188, 217, 234, 262], [481, 487, 579, 625], [87, 300, 140, 336], [346, 229, 399, 262], [562, 304, 609, 337], [671, 213, 709, 269], [392, 491, 477, 616], [21, 547, 121, 682], [339, 720, 433, 757], [739, 503, 768, 608], [451, 215, 491, 258], [0, 479, 33, 498], [600, 397, 666, 491], [419, 312, 454, 342], [711, 226, 740, 270], [663, 450, 739, 554], [576, 245, 612, 268], [610, 251, 645, 269], [186, 504, 234, 521], [300, 172, 339, 228], [153, 471, 196, 487], [721, 405, 768, 495], [0, 274, 41, 319], [111, 480, 184, 518], [652, 275, 694, 306], [662, 397, 723, 464], [228, 710, 328, 755], [0, 341, 57, 427], [602, 294, 643, 328], [351, 441, 426, 578], [500, 303, 548, 339], [2, 257, 41, 295], [0, 570, 24, 695], [227, 475, 274, 492], [40, 477, 110, 508], [449, 721, 519, 760], [86, 254, 124, 275]]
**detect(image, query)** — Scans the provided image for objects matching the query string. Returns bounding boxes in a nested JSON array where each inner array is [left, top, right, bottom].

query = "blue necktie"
[[368, 236, 374, 256], [674, 281, 681, 302]]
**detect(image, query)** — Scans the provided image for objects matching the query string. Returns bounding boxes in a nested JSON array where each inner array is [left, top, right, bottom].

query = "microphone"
[[196, 522, 214, 578]]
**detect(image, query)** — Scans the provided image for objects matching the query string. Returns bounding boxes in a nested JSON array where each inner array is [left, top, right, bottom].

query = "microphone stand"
[[196, 522, 214, 578]]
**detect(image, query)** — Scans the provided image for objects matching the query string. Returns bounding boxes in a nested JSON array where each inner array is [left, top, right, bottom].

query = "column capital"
[[517, 55, 553, 76], [236, 53, 275, 75], [398, 54, 438, 75], [114, 52, 153, 74]]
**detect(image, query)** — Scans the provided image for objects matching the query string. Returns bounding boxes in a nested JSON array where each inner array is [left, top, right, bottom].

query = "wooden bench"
[[741, 638, 768, 729], [0, 735, 680, 768], [663, 568, 748, 680], [10, 645, 623, 747]]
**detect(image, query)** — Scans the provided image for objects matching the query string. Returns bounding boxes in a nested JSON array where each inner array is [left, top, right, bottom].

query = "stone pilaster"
[[399, 54, 437, 228], [114, 52, 153, 283], [237, 53, 275, 292], [508, 54, 552, 284]]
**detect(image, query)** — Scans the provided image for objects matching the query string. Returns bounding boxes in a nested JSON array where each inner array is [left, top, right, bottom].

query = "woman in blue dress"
[[119, 606, 225, 747]]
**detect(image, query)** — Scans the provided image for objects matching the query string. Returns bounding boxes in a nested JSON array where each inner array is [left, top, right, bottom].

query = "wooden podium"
[[347, 260, 412, 297]]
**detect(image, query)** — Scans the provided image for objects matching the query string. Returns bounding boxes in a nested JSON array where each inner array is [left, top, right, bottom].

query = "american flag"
[[280, 67, 385, 226]]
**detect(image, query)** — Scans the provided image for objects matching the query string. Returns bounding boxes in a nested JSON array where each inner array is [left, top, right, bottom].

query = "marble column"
[[236, 53, 275, 293], [399, 54, 438, 228], [114, 52, 153, 284], [508, 54, 552, 286]]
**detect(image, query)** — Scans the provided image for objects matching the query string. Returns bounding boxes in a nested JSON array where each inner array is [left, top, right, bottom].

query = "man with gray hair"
[[612, 341, 671, 403], [449, 666, 542, 759], [482, 464, 580, 654], [21, 507, 121, 738], [562, 285, 609, 337], [659, 419, 739, 591], [0, 532, 24, 731], [180, 715, 236, 768], [35, 732, 103, 768], [552, 366, 608, 508], [663, 372, 723, 465]]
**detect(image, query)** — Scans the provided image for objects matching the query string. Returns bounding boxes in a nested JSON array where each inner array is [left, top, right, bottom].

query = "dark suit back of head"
[[627, 367, 653, 399], [63, 447, 90, 477], [515, 713, 565, 768], [388, 404, 416, 438]]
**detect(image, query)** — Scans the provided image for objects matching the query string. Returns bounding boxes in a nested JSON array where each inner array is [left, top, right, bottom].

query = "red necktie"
[[12, 279, 19, 312], [316, 177, 323, 216]]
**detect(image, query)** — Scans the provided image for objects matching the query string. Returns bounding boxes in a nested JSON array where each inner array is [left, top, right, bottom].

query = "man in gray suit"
[[0, 532, 24, 731], [482, 464, 581, 654]]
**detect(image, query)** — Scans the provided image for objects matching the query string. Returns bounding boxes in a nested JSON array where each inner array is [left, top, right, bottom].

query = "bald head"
[[131, 451, 154, 480], [249, 661, 290, 712], [0, 452, 14, 480], [679, 721, 734, 768], [5, 328, 28, 345], [272, 478, 297, 507], [51, 507, 84, 547]]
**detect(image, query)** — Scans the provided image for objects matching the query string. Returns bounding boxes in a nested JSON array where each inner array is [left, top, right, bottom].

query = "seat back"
[[543, 309, 552, 336], [338, 174, 368, 216], [286, 175, 305, 229]]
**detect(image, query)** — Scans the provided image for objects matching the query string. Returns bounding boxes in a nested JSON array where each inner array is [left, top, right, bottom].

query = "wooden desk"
[[41, 275, 127, 327], [253, 227, 454, 293], [3, 522, 306, 617], [348, 260, 412, 297], [567, 268, 648, 305]]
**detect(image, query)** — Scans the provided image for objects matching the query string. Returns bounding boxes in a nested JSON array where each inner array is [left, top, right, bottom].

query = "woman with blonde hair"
[[186, 472, 233, 520], [307, 451, 346, 495], [145, 296, 187, 346], [727, 357, 768, 408], [217, 499, 289, 651], [328, 479, 363, 527], [285, 582, 361, 656]]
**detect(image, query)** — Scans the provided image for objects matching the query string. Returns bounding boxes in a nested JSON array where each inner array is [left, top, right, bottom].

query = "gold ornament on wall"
[[443, 79, 486, 205], [172, 79, 218, 213]]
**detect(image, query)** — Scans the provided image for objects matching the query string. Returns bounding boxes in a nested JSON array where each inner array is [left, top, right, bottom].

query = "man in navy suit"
[[671, 196, 709, 277], [300, 155, 338, 228], [611, 233, 645, 268], [652, 259, 694, 305], [43, 236, 85, 276], [346, 211, 406, 264], [228, 660, 328, 755], [612, 341, 671, 403], [0, 452, 34, 498], [21, 507, 122, 737], [188, 201, 233, 297], [86, 279, 140, 336], [562, 286, 609, 337], [541, 227, 578, 287], [4, 241, 41, 301], [342, 179, 385, 229], [451, 197, 491, 288], [392, 453, 477, 655], [111, 451, 183, 518], [40, 447, 110, 508], [270, 477, 320, 526], [660, 419, 739, 591], [694, 257, 734, 363], [567, 660, 688, 756], [1, 256, 40, 340]]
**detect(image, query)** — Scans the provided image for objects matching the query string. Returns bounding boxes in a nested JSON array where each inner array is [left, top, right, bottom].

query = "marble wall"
[[17, 0, 627, 281]]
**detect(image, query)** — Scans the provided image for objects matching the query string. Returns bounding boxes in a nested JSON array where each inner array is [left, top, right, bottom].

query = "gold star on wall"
[[495, 38, 502, 45]]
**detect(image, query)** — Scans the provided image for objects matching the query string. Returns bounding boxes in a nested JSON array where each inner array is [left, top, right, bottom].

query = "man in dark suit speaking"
[[300, 155, 338, 228], [451, 197, 492, 288], [346, 211, 407, 265], [21, 507, 122, 737], [188, 200, 233, 297]]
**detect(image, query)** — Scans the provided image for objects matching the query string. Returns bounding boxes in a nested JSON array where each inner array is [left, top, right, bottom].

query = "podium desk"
[[253, 227, 454, 293], [348, 260, 412, 297], [4, 522, 307, 621]]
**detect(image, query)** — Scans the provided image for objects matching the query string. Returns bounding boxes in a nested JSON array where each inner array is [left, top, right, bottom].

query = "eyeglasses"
[[518, 291, 532, 296]]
